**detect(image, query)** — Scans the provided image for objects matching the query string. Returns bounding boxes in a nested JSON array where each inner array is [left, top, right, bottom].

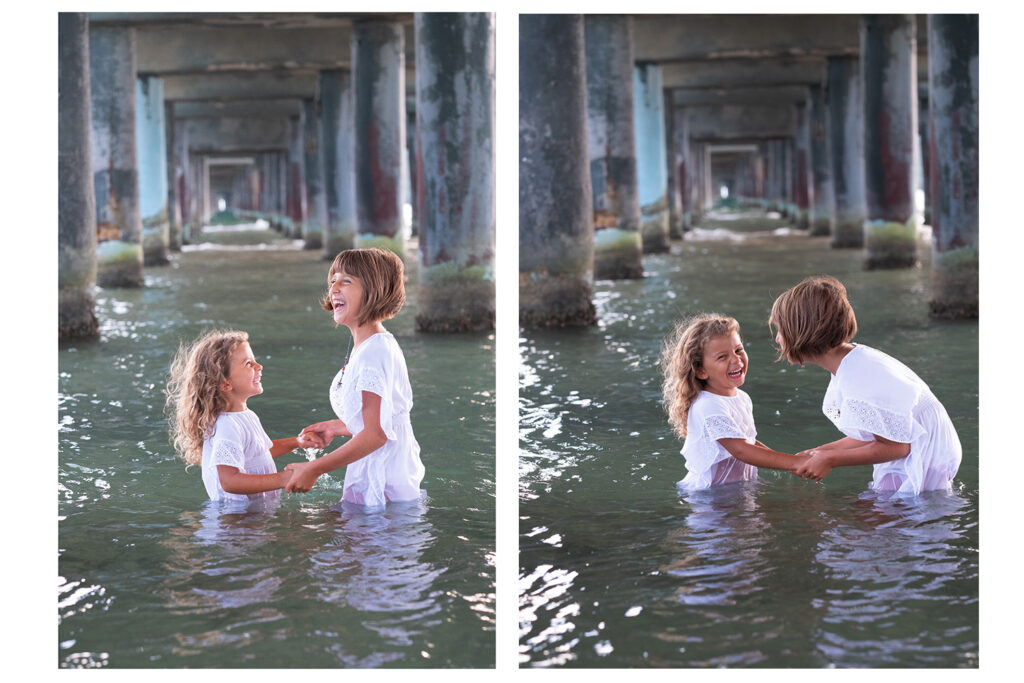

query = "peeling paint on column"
[[927, 14, 978, 318], [585, 15, 643, 279], [415, 13, 495, 331], [353, 19, 406, 259], [861, 15, 918, 269], [90, 25, 144, 287], [633, 62, 670, 253], [520, 14, 596, 327]]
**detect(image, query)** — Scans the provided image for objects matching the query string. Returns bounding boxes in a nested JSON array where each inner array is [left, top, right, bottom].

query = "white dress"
[[823, 344, 962, 494], [678, 389, 759, 490], [201, 409, 279, 503], [329, 331, 424, 507]]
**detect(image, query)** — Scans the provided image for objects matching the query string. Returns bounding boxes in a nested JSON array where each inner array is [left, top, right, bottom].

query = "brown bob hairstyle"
[[320, 247, 406, 326], [769, 275, 857, 365]]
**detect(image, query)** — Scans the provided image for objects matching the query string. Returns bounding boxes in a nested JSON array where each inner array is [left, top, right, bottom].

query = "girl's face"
[[328, 269, 366, 328], [696, 332, 748, 396], [221, 342, 263, 410]]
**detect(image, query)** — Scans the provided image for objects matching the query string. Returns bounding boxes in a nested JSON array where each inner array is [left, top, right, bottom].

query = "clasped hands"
[[792, 448, 833, 482], [283, 421, 342, 494]]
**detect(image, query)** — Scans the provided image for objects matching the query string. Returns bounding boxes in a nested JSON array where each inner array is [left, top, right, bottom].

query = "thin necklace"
[[336, 335, 354, 386]]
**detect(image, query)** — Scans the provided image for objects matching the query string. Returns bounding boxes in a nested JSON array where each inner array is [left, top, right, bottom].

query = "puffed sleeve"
[[208, 418, 245, 470], [352, 343, 398, 441]]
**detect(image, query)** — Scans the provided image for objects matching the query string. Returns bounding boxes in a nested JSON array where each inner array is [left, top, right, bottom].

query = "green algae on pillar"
[[414, 13, 495, 332], [864, 219, 918, 269], [520, 14, 595, 327], [59, 12, 98, 338]]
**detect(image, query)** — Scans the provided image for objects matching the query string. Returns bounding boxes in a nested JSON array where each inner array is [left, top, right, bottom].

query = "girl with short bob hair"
[[662, 313, 807, 489], [288, 248, 425, 507], [769, 275, 962, 494]]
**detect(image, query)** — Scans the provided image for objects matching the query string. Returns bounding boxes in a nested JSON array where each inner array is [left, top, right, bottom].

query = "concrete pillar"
[[671, 104, 691, 232], [406, 96, 419, 236], [633, 63, 670, 252], [172, 118, 192, 242], [808, 85, 833, 236], [413, 12, 495, 332], [861, 15, 918, 268], [302, 97, 326, 250], [927, 14, 978, 319], [90, 25, 143, 287], [164, 102, 181, 251], [352, 19, 407, 256], [319, 70, 356, 256], [918, 90, 932, 226], [59, 13, 98, 339], [663, 92, 683, 239], [519, 14, 595, 327], [136, 75, 169, 265], [584, 15, 643, 278], [286, 114, 306, 235], [793, 98, 813, 230], [826, 55, 866, 248]]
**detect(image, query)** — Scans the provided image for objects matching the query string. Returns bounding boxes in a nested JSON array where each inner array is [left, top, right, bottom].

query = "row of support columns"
[[59, 13, 496, 338], [519, 13, 978, 327]]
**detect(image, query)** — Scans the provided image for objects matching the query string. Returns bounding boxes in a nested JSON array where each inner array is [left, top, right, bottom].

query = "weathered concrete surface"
[[90, 25, 144, 288], [302, 97, 325, 249], [792, 98, 812, 229], [585, 15, 643, 277], [808, 85, 833, 236], [414, 12, 495, 332], [59, 12, 99, 338], [826, 56, 866, 248], [136, 75, 170, 265], [668, 103, 691, 233], [634, 63, 670, 253], [286, 114, 306, 233], [319, 70, 356, 256], [861, 15, 918, 269], [927, 14, 978, 319], [353, 19, 407, 257], [520, 14, 595, 327]]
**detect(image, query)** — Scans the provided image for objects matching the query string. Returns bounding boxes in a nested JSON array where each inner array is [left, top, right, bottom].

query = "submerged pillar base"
[[520, 271, 596, 328], [594, 228, 643, 280], [929, 246, 978, 319], [355, 232, 405, 259], [416, 262, 495, 333], [809, 216, 831, 237], [864, 219, 918, 269], [323, 227, 355, 259], [96, 241, 144, 288], [830, 216, 865, 249], [59, 287, 99, 339]]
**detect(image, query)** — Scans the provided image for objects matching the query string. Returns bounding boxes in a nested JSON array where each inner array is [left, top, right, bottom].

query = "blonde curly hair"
[[661, 314, 740, 438], [165, 329, 249, 466]]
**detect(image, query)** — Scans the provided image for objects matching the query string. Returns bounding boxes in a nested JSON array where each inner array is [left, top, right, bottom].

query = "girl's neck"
[[807, 342, 856, 375], [348, 320, 387, 347]]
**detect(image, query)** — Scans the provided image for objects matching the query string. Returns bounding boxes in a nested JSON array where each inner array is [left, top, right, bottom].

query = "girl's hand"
[[299, 419, 348, 447], [795, 450, 833, 482], [284, 461, 320, 493], [296, 431, 327, 449]]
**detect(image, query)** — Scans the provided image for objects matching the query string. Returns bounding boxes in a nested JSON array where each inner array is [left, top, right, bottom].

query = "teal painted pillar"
[[826, 55, 866, 248], [414, 12, 495, 332], [861, 15, 918, 268], [136, 75, 169, 265], [320, 70, 356, 256], [927, 14, 978, 319], [520, 14, 595, 327], [302, 97, 326, 250], [59, 12, 98, 339], [90, 25, 143, 287], [353, 19, 407, 257], [633, 62, 670, 253], [808, 85, 833, 236], [584, 15, 643, 278]]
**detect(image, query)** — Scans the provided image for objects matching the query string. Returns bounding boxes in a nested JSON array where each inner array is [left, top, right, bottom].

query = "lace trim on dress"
[[355, 366, 387, 397], [833, 397, 914, 443], [701, 414, 747, 442], [210, 439, 245, 470]]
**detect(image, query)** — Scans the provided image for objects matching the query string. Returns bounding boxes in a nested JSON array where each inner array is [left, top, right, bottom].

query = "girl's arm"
[[718, 439, 806, 473], [284, 393, 388, 493], [797, 436, 864, 456], [269, 432, 324, 458], [217, 465, 292, 495], [795, 435, 910, 482]]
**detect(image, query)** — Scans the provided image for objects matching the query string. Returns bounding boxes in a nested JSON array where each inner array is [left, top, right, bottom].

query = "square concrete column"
[[927, 14, 978, 319], [302, 97, 326, 250], [861, 15, 918, 268], [286, 113, 306, 236], [59, 12, 98, 338], [136, 75, 169, 265], [414, 12, 495, 332], [352, 19, 407, 257], [793, 97, 813, 230], [90, 25, 144, 287], [808, 85, 833, 236], [633, 62, 670, 253], [319, 69, 356, 257], [585, 15, 643, 278], [520, 14, 595, 327], [826, 55, 866, 248]]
